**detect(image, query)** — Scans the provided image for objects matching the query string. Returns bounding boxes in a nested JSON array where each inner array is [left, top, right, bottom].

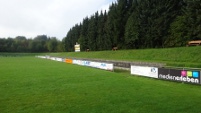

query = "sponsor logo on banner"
[[158, 68, 200, 84], [84, 61, 90, 66], [131, 65, 158, 78], [65, 59, 73, 64]]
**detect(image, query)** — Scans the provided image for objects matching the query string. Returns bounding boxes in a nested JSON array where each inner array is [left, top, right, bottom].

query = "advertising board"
[[65, 59, 73, 64], [50, 57, 56, 61], [131, 65, 158, 78], [36, 56, 46, 59], [73, 60, 113, 71], [91, 62, 113, 71], [62, 58, 65, 62], [56, 58, 63, 62], [73, 60, 83, 65], [158, 68, 200, 84]]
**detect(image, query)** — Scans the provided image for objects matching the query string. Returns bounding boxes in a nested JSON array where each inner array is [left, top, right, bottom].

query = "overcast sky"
[[0, 0, 116, 40]]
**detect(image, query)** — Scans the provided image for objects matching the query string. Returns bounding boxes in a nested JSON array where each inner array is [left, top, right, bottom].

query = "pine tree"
[[184, 0, 201, 40], [105, 3, 118, 48], [88, 13, 98, 51], [78, 17, 89, 51], [115, 0, 130, 48], [124, 0, 140, 49], [96, 11, 105, 50], [102, 10, 111, 50]]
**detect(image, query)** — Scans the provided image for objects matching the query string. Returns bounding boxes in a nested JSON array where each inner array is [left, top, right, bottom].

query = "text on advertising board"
[[158, 68, 200, 84]]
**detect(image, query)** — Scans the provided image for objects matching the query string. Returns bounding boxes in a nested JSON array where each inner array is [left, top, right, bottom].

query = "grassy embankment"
[[48, 46, 201, 68], [0, 53, 39, 57], [0, 56, 201, 113]]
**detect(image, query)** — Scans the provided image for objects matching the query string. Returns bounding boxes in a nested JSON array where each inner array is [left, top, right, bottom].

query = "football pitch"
[[1, 56, 201, 113]]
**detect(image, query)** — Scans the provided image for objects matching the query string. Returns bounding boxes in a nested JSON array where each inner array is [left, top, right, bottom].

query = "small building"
[[187, 40, 201, 46], [74, 42, 80, 52]]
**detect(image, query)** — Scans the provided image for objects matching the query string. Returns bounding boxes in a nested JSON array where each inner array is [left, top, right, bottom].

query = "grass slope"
[[48, 46, 201, 68], [1, 56, 201, 113]]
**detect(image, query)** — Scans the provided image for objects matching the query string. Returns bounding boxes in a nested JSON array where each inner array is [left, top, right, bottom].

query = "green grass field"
[[48, 46, 201, 68], [1, 56, 201, 113]]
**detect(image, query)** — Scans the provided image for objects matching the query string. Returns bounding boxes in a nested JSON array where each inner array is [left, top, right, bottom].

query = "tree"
[[97, 11, 105, 50], [106, 3, 118, 48], [15, 36, 28, 52], [33, 35, 48, 52], [47, 37, 58, 52], [78, 17, 89, 51], [183, 0, 201, 40], [102, 10, 112, 50], [56, 41, 65, 52], [87, 13, 98, 51], [0, 38, 7, 52], [125, 11, 140, 49], [166, 16, 188, 47]]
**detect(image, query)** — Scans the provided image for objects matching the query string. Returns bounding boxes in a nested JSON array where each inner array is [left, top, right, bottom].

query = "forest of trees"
[[64, 0, 201, 51], [1, 0, 201, 52], [0, 35, 64, 52]]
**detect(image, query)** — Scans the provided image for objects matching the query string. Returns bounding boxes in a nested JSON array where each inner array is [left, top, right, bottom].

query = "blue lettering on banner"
[[101, 63, 106, 67], [84, 61, 90, 66]]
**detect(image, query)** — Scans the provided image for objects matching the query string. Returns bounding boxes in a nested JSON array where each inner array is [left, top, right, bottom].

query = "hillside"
[[47, 46, 201, 68]]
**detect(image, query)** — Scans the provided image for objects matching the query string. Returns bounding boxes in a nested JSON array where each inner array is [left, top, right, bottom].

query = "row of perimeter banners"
[[36, 56, 114, 71], [36, 56, 201, 85]]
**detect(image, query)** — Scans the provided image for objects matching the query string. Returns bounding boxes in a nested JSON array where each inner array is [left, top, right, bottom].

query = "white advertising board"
[[36, 56, 46, 59], [131, 65, 158, 78], [73, 60, 83, 65], [73, 60, 113, 71], [55, 58, 63, 62], [50, 57, 56, 61]]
